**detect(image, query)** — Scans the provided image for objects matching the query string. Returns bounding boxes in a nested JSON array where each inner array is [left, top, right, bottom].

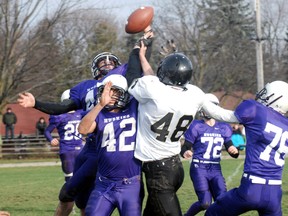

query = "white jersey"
[[128, 75, 206, 161]]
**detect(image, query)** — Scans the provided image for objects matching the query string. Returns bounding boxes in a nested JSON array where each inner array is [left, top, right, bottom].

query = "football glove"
[[159, 39, 177, 56]]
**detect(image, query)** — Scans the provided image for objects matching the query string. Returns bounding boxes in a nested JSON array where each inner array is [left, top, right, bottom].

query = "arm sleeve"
[[202, 100, 239, 123], [126, 40, 154, 87], [180, 140, 193, 158], [34, 99, 78, 115], [126, 48, 141, 87]]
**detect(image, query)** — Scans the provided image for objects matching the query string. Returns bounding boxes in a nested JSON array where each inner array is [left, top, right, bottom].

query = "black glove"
[[135, 36, 154, 47]]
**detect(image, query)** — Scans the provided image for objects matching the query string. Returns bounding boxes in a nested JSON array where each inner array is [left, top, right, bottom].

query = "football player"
[[78, 74, 141, 216], [127, 41, 237, 216], [204, 80, 288, 216], [180, 93, 239, 216], [44, 89, 84, 183], [17, 27, 154, 216]]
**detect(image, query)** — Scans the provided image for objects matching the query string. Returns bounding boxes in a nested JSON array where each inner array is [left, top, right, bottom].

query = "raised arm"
[[17, 92, 78, 115], [126, 26, 154, 86], [139, 41, 155, 76]]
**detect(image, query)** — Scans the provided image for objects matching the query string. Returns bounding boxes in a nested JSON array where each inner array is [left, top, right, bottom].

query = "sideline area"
[[0, 161, 61, 168]]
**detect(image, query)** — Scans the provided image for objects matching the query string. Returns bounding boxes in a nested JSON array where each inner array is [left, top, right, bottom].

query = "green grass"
[[0, 157, 288, 215]]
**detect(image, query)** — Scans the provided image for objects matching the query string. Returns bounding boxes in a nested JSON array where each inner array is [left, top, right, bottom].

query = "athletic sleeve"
[[126, 48, 141, 87], [180, 140, 192, 158], [126, 41, 154, 87], [34, 99, 78, 115], [202, 100, 239, 123]]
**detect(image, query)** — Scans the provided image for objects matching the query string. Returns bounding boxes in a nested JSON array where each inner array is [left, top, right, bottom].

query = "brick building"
[[1, 104, 50, 137]]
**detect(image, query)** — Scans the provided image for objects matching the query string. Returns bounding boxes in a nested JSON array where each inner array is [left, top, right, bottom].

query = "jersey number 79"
[[260, 122, 288, 167]]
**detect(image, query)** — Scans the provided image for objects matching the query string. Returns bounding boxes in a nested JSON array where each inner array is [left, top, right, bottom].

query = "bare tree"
[[152, 0, 256, 94], [261, 0, 288, 82], [0, 0, 126, 110], [0, 0, 81, 110], [282, 30, 288, 79], [30, 8, 121, 101]]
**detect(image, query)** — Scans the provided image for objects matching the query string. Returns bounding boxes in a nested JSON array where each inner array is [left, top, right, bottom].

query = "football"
[[125, 6, 154, 34]]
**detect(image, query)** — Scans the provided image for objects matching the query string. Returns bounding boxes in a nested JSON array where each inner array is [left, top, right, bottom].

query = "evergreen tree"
[[197, 0, 257, 92], [281, 30, 288, 80]]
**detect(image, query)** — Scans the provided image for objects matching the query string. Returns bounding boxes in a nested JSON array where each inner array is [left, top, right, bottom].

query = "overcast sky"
[[87, 0, 154, 21], [44, 0, 155, 23], [40, 0, 155, 31]]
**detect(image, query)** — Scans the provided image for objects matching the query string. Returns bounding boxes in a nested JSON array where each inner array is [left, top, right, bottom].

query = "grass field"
[[0, 157, 288, 215]]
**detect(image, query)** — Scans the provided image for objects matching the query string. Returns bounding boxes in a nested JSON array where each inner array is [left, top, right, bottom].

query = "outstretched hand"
[[159, 39, 177, 56], [17, 92, 36, 108], [134, 25, 154, 48]]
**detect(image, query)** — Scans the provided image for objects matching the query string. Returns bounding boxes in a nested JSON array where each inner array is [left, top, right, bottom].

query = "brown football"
[[125, 6, 154, 34]]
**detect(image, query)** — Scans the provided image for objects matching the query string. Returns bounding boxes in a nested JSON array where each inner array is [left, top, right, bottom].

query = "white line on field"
[[226, 160, 244, 186]]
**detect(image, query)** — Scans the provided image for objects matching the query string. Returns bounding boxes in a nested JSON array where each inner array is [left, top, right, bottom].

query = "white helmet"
[[256, 80, 288, 114], [199, 93, 219, 119], [97, 74, 129, 110], [101, 74, 128, 91], [61, 89, 70, 102]]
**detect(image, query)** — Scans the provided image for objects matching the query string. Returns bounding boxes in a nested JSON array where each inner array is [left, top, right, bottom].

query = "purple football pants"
[[85, 173, 142, 216], [60, 150, 81, 182], [64, 150, 98, 209], [205, 176, 282, 216], [185, 162, 226, 216]]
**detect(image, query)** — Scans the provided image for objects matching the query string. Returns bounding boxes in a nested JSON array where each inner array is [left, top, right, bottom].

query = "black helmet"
[[91, 52, 121, 80], [156, 53, 193, 87]]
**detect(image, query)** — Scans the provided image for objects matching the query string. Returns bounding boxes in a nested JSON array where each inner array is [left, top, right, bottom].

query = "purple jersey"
[[234, 99, 288, 179], [205, 99, 287, 216], [92, 98, 141, 180], [69, 65, 128, 155], [70, 64, 128, 111], [45, 110, 84, 154], [184, 120, 232, 163]]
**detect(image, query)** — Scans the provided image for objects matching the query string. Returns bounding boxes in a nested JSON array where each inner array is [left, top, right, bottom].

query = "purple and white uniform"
[[70, 64, 128, 112], [62, 64, 128, 209], [184, 120, 232, 215], [205, 99, 288, 216], [85, 98, 142, 216], [45, 110, 84, 181]]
